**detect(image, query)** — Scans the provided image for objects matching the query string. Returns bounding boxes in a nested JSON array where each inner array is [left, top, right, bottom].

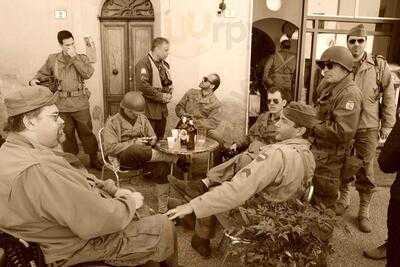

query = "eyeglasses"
[[316, 60, 334, 70], [202, 77, 212, 83], [268, 98, 281, 104], [348, 38, 365, 45], [47, 113, 60, 122]]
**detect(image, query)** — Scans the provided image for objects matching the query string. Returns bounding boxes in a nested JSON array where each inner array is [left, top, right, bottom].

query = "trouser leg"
[[312, 148, 345, 208], [387, 197, 400, 266], [118, 144, 153, 169], [207, 152, 253, 184], [60, 112, 79, 155], [72, 109, 99, 156], [354, 129, 378, 194], [195, 216, 217, 239], [149, 117, 167, 140]]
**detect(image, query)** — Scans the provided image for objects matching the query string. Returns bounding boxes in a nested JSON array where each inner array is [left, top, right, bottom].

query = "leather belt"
[[57, 88, 88, 98]]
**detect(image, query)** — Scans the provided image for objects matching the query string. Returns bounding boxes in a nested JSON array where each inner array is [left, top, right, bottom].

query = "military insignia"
[[241, 168, 252, 177], [345, 101, 355, 111], [140, 68, 147, 74], [256, 152, 269, 162], [140, 68, 148, 82]]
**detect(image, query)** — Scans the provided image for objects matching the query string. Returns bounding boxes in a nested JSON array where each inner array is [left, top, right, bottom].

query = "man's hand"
[[29, 79, 40, 86], [149, 136, 157, 146], [115, 189, 144, 210], [133, 137, 150, 145], [161, 93, 172, 103], [379, 127, 392, 140], [97, 179, 118, 196], [65, 46, 77, 57], [230, 143, 238, 152], [165, 204, 194, 220]]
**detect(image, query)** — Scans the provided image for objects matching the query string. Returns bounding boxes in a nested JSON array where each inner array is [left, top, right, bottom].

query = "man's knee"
[[118, 144, 152, 168]]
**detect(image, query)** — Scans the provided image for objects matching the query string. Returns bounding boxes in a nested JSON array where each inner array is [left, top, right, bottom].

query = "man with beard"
[[103, 91, 178, 213], [169, 86, 287, 203], [0, 86, 178, 266], [310, 46, 362, 209], [166, 102, 316, 258], [29, 30, 102, 170], [336, 24, 396, 233], [135, 37, 173, 139]]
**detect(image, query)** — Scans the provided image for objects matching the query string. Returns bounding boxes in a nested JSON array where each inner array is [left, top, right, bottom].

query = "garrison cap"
[[5, 85, 56, 117], [348, 24, 367, 37]]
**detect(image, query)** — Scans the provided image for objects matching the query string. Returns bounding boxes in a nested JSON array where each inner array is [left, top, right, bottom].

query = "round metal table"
[[156, 138, 219, 181]]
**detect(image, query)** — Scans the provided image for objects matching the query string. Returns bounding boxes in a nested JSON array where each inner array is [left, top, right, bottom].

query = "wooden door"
[[101, 21, 129, 116], [128, 22, 153, 91]]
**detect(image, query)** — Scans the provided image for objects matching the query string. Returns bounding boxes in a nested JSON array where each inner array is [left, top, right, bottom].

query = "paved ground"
[[88, 153, 394, 267]]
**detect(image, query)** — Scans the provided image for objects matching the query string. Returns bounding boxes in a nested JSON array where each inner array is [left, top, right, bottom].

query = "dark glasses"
[[202, 77, 211, 83], [348, 38, 365, 45], [316, 60, 334, 70], [268, 98, 281, 104]]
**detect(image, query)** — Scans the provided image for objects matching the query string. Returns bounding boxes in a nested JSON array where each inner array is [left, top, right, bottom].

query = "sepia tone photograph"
[[0, 0, 400, 266]]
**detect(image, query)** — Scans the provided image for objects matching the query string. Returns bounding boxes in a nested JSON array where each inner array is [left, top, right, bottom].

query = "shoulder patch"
[[140, 68, 147, 75], [345, 101, 355, 111]]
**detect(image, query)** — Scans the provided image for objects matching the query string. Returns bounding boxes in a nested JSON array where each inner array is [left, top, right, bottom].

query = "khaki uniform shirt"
[[135, 55, 170, 120], [175, 88, 222, 130], [190, 138, 315, 218], [313, 75, 362, 150], [34, 52, 94, 112], [353, 53, 396, 129], [0, 133, 138, 263], [103, 113, 155, 156]]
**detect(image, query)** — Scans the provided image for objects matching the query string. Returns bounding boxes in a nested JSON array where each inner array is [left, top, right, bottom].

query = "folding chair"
[[98, 127, 141, 187]]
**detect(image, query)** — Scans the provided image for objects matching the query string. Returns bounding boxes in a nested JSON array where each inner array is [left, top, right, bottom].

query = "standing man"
[[135, 37, 173, 139], [263, 34, 296, 102], [310, 46, 362, 209], [29, 30, 102, 169], [336, 24, 396, 233]]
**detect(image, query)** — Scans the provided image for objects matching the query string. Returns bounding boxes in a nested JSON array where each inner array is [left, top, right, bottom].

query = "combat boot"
[[334, 183, 351, 216], [191, 234, 211, 258], [363, 242, 387, 260], [358, 192, 373, 233], [156, 183, 170, 213]]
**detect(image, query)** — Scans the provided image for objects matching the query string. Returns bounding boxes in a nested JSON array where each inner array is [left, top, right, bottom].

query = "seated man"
[[166, 102, 316, 258], [103, 91, 177, 213], [168, 86, 287, 198], [175, 73, 223, 145], [0, 86, 178, 266]]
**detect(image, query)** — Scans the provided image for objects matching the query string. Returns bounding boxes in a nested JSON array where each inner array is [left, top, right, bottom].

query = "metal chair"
[[98, 127, 141, 187]]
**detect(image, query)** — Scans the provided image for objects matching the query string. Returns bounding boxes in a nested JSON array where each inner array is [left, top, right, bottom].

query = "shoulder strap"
[[373, 54, 385, 92], [273, 52, 295, 73]]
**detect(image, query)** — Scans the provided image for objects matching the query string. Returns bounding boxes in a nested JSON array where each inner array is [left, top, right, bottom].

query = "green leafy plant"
[[223, 193, 350, 267]]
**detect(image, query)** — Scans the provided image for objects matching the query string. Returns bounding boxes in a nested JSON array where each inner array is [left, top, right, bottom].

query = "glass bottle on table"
[[187, 119, 197, 150], [177, 116, 189, 148]]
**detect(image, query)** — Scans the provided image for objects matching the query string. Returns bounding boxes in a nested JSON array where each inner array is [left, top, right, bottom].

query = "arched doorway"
[[99, 0, 154, 117]]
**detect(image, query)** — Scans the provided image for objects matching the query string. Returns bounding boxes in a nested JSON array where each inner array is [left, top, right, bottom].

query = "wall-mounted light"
[[266, 0, 282, 11]]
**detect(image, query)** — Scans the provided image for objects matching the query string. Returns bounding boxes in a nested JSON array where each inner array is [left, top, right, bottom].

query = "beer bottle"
[[187, 119, 197, 150], [178, 116, 188, 148]]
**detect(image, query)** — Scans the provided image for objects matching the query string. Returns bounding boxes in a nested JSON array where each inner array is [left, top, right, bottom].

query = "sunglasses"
[[268, 98, 281, 104], [202, 77, 211, 83], [47, 112, 60, 122], [348, 38, 365, 45], [316, 60, 334, 70]]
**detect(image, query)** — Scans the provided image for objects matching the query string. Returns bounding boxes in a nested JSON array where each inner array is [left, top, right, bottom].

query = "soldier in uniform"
[[263, 34, 297, 102], [309, 46, 362, 209], [29, 30, 102, 170], [335, 24, 396, 233], [166, 102, 316, 258], [168, 86, 287, 201], [135, 37, 173, 139], [0, 86, 178, 266], [175, 73, 222, 144], [103, 91, 178, 213]]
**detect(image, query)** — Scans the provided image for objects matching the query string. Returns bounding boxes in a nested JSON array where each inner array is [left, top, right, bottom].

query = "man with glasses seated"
[[166, 102, 316, 258], [175, 73, 222, 145], [0, 86, 179, 266], [168, 86, 287, 212], [337, 24, 396, 234], [103, 91, 178, 213]]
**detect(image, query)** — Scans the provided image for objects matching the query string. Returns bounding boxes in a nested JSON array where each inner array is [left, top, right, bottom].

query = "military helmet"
[[317, 46, 354, 72], [120, 91, 145, 112]]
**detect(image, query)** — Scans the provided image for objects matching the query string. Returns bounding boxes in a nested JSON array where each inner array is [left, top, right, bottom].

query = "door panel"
[[101, 22, 128, 116], [129, 22, 153, 91]]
